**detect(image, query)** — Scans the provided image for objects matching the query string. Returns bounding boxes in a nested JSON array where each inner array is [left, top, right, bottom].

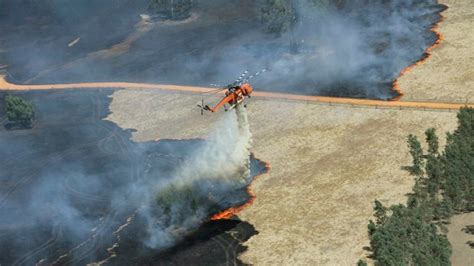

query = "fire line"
[[391, 5, 447, 101], [211, 160, 271, 220]]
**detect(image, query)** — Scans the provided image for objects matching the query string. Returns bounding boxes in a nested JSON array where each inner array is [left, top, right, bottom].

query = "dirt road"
[[1, 75, 472, 111]]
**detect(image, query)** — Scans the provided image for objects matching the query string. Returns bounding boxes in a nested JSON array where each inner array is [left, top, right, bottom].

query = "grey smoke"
[[0, 90, 257, 264], [141, 105, 252, 249], [1, 0, 443, 99], [0, 0, 444, 262]]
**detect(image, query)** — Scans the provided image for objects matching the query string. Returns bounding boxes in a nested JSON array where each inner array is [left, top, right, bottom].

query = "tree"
[[407, 134, 424, 176], [373, 200, 387, 225], [5, 95, 34, 128], [433, 197, 453, 220], [307, 0, 346, 10], [261, 0, 297, 35], [368, 203, 451, 266], [442, 107, 474, 211], [425, 128, 439, 155], [424, 128, 443, 197], [149, 0, 193, 20]]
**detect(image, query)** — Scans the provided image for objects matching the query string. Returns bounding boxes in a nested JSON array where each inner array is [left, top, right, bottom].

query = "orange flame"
[[211, 161, 271, 220], [391, 8, 446, 101]]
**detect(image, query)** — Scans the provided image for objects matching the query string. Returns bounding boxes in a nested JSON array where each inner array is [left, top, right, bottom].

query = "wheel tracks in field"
[[12, 222, 63, 266], [52, 95, 137, 265], [54, 211, 117, 265], [1, 94, 133, 265], [51, 94, 142, 265]]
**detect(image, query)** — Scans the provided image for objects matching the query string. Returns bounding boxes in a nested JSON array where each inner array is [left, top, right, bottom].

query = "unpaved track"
[[1, 75, 472, 111]]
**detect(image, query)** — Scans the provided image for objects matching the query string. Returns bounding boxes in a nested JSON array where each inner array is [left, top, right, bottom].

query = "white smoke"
[[173, 105, 252, 187], [143, 105, 253, 249]]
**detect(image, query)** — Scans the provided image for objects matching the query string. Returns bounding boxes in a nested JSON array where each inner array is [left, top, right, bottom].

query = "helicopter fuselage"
[[203, 83, 253, 113]]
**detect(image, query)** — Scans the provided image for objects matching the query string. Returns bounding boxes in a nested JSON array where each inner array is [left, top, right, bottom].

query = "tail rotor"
[[197, 98, 205, 115]]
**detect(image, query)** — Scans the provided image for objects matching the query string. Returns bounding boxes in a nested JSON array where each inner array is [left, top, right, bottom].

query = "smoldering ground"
[[0, 0, 444, 99], [0, 90, 266, 265]]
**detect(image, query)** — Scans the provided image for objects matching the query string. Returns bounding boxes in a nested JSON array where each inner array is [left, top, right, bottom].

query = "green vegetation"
[[462, 225, 474, 235], [260, 0, 297, 35], [307, 0, 346, 10], [149, 0, 193, 20], [258, 0, 357, 36], [364, 107, 474, 265], [156, 184, 198, 215], [155, 183, 217, 222], [443, 108, 474, 211], [5, 95, 34, 128], [367, 201, 451, 265]]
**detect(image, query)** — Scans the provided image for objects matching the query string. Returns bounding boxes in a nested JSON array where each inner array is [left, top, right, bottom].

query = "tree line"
[[359, 107, 474, 265]]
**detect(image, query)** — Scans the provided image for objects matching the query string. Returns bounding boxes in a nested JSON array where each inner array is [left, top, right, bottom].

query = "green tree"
[[424, 128, 443, 197], [261, 0, 297, 35], [5, 95, 34, 128], [407, 134, 424, 176], [149, 0, 193, 20], [373, 200, 387, 226], [442, 107, 474, 211], [433, 197, 454, 220], [307, 0, 346, 10], [368, 203, 451, 266], [425, 128, 440, 155]]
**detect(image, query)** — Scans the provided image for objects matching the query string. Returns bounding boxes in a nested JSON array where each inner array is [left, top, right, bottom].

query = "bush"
[[5, 95, 34, 128], [149, 0, 193, 20], [155, 184, 211, 219], [261, 0, 297, 35]]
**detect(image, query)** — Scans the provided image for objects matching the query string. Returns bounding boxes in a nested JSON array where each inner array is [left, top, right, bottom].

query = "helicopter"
[[197, 69, 265, 115]]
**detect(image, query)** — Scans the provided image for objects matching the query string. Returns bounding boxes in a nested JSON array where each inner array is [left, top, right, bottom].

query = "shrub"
[[5, 95, 34, 128]]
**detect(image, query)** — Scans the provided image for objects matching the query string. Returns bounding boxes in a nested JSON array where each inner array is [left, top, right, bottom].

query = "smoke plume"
[[0, 0, 444, 99], [141, 105, 253, 249], [0, 90, 260, 264]]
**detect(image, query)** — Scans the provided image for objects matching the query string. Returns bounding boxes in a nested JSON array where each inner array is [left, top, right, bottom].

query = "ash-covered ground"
[[0, 0, 444, 99], [0, 90, 267, 265]]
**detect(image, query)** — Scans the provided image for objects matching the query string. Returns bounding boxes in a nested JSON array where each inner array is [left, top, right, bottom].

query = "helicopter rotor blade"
[[234, 69, 249, 85], [242, 68, 267, 83]]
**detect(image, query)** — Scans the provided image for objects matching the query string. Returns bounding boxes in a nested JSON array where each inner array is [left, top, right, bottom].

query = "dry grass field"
[[0, 0, 471, 264], [398, 0, 474, 104], [397, 1, 474, 263], [106, 1, 474, 264], [447, 213, 474, 266], [107, 91, 457, 265]]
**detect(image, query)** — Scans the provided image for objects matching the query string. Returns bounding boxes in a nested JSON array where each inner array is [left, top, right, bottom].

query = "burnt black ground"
[[0, 0, 444, 99], [107, 218, 258, 265], [0, 90, 266, 265]]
